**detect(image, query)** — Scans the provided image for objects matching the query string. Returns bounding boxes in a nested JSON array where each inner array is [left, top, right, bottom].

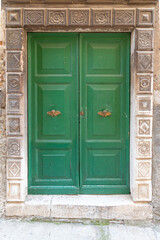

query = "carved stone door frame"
[[5, 7, 154, 203]]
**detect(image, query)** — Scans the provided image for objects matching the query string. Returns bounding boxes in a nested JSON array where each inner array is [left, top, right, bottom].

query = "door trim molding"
[[5, 7, 154, 203]]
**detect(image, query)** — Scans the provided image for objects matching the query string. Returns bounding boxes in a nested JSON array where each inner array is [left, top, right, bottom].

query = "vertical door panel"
[[28, 33, 79, 194], [80, 33, 130, 194]]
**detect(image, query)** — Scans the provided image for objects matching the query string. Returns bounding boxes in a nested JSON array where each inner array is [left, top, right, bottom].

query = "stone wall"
[[0, 9, 6, 217]]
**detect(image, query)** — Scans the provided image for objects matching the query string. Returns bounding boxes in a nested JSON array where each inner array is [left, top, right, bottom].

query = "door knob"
[[47, 109, 61, 117], [80, 111, 84, 116], [98, 110, 111, 117]]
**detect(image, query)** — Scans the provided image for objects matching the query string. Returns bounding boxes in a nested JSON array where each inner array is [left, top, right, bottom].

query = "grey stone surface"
[[136, 29, 154, 51], [137, 9, 155, 27], [91, 9, 112, 26], [7, 117, 21, 135], [153, 105, 160, 220], [23, 9, 45, 26], [6, 9, 22, 27], [68, 9, 90, 26], [0, 219, 160, 240], [6, 29, 22, 50], [4, 7, 157, 29], [7, 138, 22, 157], [7, 74, 21, 93], [6, 195, 153, 220], [136, 75, 153, 94], [113, 9, 135, 26], [46, 9, 67, 26], [0, 90, 6, 109], [137, 52, 153, 73], [0, 10, 6, 218], [7, 52, 21, 72], [7, 94, 22, 114], [2, 0, 158, 5]]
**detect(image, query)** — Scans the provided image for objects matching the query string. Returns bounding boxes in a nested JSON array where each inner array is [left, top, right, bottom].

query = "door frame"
[[5, 7, 154, 203]]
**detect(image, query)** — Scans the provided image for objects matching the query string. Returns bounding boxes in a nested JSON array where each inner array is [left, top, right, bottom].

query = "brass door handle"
[[98, 110, 111, 117], [47, 110, 61, 117]]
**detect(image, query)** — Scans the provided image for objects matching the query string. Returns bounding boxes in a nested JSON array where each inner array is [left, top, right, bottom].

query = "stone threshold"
[[6, 195, 153, 220]]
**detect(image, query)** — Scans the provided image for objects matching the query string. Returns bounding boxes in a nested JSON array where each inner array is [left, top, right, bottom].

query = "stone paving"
[[0, 219, 160, 240]]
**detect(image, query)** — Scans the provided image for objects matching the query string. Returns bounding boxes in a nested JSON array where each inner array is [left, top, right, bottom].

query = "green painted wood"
[[28, 33, 130, 195], [28, 33, 79, 194], [79, 33, 130, 194]]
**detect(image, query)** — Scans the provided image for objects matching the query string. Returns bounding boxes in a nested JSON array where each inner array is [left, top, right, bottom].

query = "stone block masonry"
[[0, 9, 6, 217]]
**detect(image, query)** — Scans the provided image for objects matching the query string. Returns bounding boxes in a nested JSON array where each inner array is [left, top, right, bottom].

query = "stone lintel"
[[2, 0, 158, 6]]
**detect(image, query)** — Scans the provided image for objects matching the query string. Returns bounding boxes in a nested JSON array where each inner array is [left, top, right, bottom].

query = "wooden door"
[[28, 33, 130, 194]]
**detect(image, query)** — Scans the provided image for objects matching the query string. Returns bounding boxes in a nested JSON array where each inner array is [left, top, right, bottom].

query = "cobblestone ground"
[[0, 219, 160, 240]]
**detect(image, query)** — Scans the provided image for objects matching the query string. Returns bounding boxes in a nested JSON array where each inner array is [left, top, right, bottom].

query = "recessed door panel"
[[85, 149, 122, 182], [87, 42, 121, 75], [36, 41, 72, 75], [38, 149, 73, 182], [37, 84, 71, 139], [87, 84, 121, 139]]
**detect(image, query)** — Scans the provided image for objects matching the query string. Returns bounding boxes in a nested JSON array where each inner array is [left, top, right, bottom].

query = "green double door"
[[28, 33, 130, 194]]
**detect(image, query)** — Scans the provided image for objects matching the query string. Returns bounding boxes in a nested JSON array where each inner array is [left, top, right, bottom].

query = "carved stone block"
[[7, 138, 22, 157], [46, 9, 67, 26], [136, 160, 151, 180], [136, 139, 152, 159], [9, 118, 20, 134], [24, 9, 45, 26], [139, 99, 151, 112], [7, 94, 22, 115], [137, 9, 154, 27], [7, 52, 21, 72], [7, 74, 21, 93], [91, 9, 111, 26], [7, 181, 21, 200], [137, 117, 152, 137], [137, 181, 151, 201], [6, 9, 22, 27], [136, 74, 153, 94], [7, 160, 21, 179], [6, 29, 22, 50], [7, 116, 22, 136], [69, 9, 90, 26], [137, 52, 153, 73], [113, 9, 135, 26], [136, 29, 153, 50], [136, 95, 153, 116]]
